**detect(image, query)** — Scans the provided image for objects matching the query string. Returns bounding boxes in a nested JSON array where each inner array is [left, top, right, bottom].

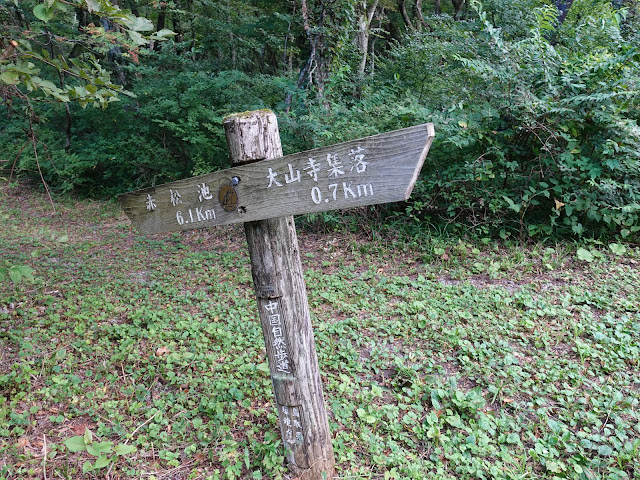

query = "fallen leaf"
[[71, 423, 91, 435], [156, 346, 169, 357], [554, 199, 565, 210], [17, 437, 30, 449]]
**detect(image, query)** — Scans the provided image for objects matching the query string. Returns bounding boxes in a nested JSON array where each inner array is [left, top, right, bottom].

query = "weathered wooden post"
[[223, 111, 335, 478], [118, 111, 434, 479]]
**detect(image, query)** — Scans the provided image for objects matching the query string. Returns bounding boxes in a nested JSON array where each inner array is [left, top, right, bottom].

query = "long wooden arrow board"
[[118, 123, 435, 235]]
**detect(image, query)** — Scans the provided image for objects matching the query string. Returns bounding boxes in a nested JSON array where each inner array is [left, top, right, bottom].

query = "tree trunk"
[[451, 0, 464, 19], [398, 0, 414, 30], [549, 0, 575, 43], [355, 0, 379, 78], [556, 0, 575, 26], [297, 0, 328, 105], [153, 4, 167, 51], [229, 32, 237, 69], [223, 111, 336, 480], [415, 0, 432, 30], [370, 12, 384, 76], [434, 0, 441, 15]]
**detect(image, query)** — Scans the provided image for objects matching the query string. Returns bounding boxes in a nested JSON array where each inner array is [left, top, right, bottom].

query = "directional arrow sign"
[[118, 123, 435, 235]]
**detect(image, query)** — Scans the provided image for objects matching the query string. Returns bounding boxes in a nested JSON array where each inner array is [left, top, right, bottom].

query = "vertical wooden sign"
[[224, 111, 335, 479]]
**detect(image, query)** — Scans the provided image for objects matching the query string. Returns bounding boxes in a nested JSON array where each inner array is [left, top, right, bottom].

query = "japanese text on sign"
[[279, 404, 304, 448], [141, 182, 219, 227], [265, 300, 292, 374], [265, 146, 373, 205]]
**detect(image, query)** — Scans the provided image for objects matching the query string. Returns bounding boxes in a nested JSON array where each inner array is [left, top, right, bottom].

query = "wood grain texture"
[[226, 111, 335, 479], [118, 123, 435, 235]]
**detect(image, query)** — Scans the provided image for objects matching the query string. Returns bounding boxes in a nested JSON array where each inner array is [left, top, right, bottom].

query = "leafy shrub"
[[357, 0, 640, 239], [0, 45, 299, 196], [437, 0, 640, 238]]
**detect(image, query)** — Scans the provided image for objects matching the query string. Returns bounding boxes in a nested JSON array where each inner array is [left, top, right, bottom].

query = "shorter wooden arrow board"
[[118, 123, 435, 235]]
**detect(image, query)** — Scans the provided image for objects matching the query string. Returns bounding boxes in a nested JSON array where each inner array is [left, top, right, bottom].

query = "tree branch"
[[398, 0, 414, 30], [0, 40, 18, 61]]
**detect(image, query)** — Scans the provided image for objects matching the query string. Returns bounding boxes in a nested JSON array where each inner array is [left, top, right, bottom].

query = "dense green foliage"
[[1, 0, 639, 238]]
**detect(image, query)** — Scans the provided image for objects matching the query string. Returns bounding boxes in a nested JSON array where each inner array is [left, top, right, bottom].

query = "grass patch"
[[1, 184, 639, 479]]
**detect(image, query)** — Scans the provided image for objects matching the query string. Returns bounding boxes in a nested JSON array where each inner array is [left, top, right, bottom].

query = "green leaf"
[[609, 243, 626, 255], [83, 428, 93, 445], [82, 460, 93, 473], [129, 16, 154, 32], [33, 3, 55, 21], [114, 444, 136, 456], [598, 444, 614, 456], [546, 461, 566, 473], [64, 435, 87, 453], [152, 29, 176, 39], [571, 223, 584, 235], [49, 90, 70, 102], [85, 0, 100, 13], [0, 71, 20, 85], [576, 248, 594, 262], [93, 455, 111, 470], [127, 30, 146, 46], [502, 195, 521, 213], [506, 432, 520, 444], [33, 78, 58, 91], [93, 441, 113, 456], [256, 363, 269, 374], [445, 415, 463, 428], [7, 267, 22, 285]]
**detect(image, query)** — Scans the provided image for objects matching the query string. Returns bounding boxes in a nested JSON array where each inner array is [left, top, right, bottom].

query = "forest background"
[[1, 0, 639, 240]]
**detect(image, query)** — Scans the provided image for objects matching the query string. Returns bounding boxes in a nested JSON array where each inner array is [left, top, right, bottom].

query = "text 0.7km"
[[310, 182, 374, 205]]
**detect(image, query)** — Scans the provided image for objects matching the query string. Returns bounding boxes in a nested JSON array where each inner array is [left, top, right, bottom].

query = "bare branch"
[[0, 40, 18, 61]]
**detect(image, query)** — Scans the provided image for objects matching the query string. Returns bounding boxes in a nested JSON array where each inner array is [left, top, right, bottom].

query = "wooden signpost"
[[119, 111, 434, 479]]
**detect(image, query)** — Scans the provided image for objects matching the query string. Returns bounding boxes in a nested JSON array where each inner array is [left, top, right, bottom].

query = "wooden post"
[[224, 111, 335, 479]]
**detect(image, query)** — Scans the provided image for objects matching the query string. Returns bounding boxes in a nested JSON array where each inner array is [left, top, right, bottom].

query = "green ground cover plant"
[[0, 184, 639, 479]]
